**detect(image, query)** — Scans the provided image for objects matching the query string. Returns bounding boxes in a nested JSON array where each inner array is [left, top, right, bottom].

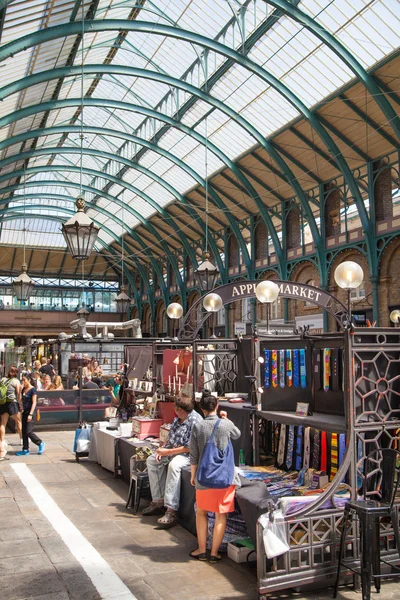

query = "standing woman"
[[190, 394, 241, 563], [0, 366, 22, 457], [16, 374, 45, 456]]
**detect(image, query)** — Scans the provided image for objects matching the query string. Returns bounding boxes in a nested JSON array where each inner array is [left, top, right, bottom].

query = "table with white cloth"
[[88, 422, 132, 473]]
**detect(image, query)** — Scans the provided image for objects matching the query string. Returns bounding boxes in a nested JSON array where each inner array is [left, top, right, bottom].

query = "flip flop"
[[189, 550, 208, 561], [208, 555, 222, 564]]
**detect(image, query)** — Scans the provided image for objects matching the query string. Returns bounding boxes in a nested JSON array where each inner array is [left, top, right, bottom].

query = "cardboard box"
[[131, 417, 162, 440], [227, 540, 255, 563]]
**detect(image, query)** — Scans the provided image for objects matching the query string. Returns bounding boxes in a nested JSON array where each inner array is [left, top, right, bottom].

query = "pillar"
[[225, 305, 231, 338], [371, 276, 379, 326], [250, 298, 257, 330]]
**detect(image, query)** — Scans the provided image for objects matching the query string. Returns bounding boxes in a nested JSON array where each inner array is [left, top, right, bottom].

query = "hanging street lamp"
[[62, 197, 100, 260], [13, 163, 34, 302], [12, 263, 34, 302], [194, 251, 219, 293], [115, 284, 131, 315]]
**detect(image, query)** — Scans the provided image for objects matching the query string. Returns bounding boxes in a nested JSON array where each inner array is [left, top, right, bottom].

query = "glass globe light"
[[255, 280, 279, 304], [166, 302, 183, 319], [334, 261, 364, 289], [390, 309, 400, 324], [203, 293, 223, 313]]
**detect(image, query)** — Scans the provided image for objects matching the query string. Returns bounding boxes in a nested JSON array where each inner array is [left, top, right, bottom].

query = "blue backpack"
[[197, 419, 235, 489]]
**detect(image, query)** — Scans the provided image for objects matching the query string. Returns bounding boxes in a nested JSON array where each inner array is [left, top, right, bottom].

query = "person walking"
[[189, 394, 241, 563], [0, 366, 22, 457], [16, 374, 45, 456]]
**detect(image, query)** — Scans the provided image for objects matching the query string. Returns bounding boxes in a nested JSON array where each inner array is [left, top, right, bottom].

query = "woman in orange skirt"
[[190, 394, 241, 564]]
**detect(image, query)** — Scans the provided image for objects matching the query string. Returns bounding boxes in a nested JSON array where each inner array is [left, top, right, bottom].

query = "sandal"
[[208, 555, 222, 564], [189, 550, 208, 561], [142, 501, 165, 516], [157, 509, 177, 528]]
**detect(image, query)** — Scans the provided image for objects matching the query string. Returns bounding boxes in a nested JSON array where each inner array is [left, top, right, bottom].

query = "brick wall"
[[286, 205, 301, 250], [324, 183, 341, 237], [374, 161, 393, 221], [254, 221, 267, 260], [288, 261, 321, 321]]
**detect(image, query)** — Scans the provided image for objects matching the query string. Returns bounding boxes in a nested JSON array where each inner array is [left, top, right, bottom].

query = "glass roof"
[[0, 0, 398, 253]]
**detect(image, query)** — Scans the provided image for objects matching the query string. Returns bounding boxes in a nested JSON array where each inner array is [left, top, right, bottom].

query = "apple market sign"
[[230, 281, 328, 306], [179, 280, 348, 340]]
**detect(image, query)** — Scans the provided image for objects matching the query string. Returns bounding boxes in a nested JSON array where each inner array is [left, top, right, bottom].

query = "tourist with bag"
[[0, 366, 22, 458], [16, 374, 45, 456], [189, 393, 241, 563]]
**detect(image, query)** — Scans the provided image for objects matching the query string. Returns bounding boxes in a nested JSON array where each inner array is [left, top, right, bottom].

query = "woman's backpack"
[[0, 378, 10, 405], [197, 419, 235, 489]]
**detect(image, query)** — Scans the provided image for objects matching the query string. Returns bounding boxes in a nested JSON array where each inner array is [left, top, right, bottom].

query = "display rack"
[[255, 327, 400, 599]]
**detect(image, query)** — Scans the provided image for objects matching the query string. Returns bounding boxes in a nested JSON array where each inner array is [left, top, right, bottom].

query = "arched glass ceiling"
[[0, 0, 398, 257]]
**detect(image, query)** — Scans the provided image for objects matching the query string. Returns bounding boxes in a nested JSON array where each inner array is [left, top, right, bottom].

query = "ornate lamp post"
[[255, 280, 280, 334]]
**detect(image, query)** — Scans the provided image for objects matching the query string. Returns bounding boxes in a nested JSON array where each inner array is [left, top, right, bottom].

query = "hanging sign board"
[[234, 322, 247, 335], [223, 281, 331, 308]]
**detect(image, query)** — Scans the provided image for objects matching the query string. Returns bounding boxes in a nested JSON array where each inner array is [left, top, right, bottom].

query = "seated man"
[[143, 394, 202, 528]]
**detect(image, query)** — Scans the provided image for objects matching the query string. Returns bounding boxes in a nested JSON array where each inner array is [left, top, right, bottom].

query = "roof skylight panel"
[[123, 171, 154, 189], [140, 150, 171, 171], [136, 181, 174, 206], [181, 100, 212, 127], [162, 135, 200, 161], [208, 120, 254, 161], [136, 0, 187, 23], [183, 145, 224, 176], [161, 167, 197, 193], [151, 38, 198, 78], [97, 231, 114, 245], [179, 0, 231, 36]]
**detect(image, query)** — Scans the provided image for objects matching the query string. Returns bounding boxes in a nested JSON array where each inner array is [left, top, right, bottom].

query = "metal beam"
[[0, 188, 164, 301], [2, 207, 142, 306], [263, 0, 400, 141], [0, 95, 278, 272], [339, 94, 398, 148]]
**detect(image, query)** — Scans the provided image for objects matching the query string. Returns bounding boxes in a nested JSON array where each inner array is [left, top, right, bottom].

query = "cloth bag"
[[260, 509, 290, 559], [197, 419, 234, 489]]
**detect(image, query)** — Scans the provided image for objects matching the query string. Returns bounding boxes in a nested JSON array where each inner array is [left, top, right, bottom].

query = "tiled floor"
[[0, 429, 399, 600]]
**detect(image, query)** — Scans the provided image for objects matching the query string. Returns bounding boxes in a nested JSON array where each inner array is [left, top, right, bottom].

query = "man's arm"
[[156, 445, 189, 458]]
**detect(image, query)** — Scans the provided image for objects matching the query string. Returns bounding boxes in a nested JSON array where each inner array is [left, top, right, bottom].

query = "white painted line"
[[12, 463, 137, 600]]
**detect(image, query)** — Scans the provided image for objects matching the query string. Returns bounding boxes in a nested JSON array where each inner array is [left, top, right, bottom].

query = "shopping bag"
[[35, 409, 41, 423], [260, 509, 289, 559], [76, 426, 91, 453]]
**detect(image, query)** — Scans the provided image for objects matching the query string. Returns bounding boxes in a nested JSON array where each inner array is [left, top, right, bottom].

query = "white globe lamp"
[[334, 261, 364, 326], [390, 309, 400, 326], [255, 280, 280, 334]]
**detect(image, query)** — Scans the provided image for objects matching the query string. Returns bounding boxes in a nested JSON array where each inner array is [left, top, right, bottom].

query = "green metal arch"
[[0, 181, 167, 303], [0, 163, 192, 294], [0, 121, 251, 274], [0, 21, 373, 256], [2, 205, 142, 307], [0, 96, 284, 270], [263, 0, 400, 142], [7, 191, 155, 280]]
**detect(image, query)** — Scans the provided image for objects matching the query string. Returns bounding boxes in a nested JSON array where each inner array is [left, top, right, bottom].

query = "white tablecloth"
[[88, 427, 120, 472]]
